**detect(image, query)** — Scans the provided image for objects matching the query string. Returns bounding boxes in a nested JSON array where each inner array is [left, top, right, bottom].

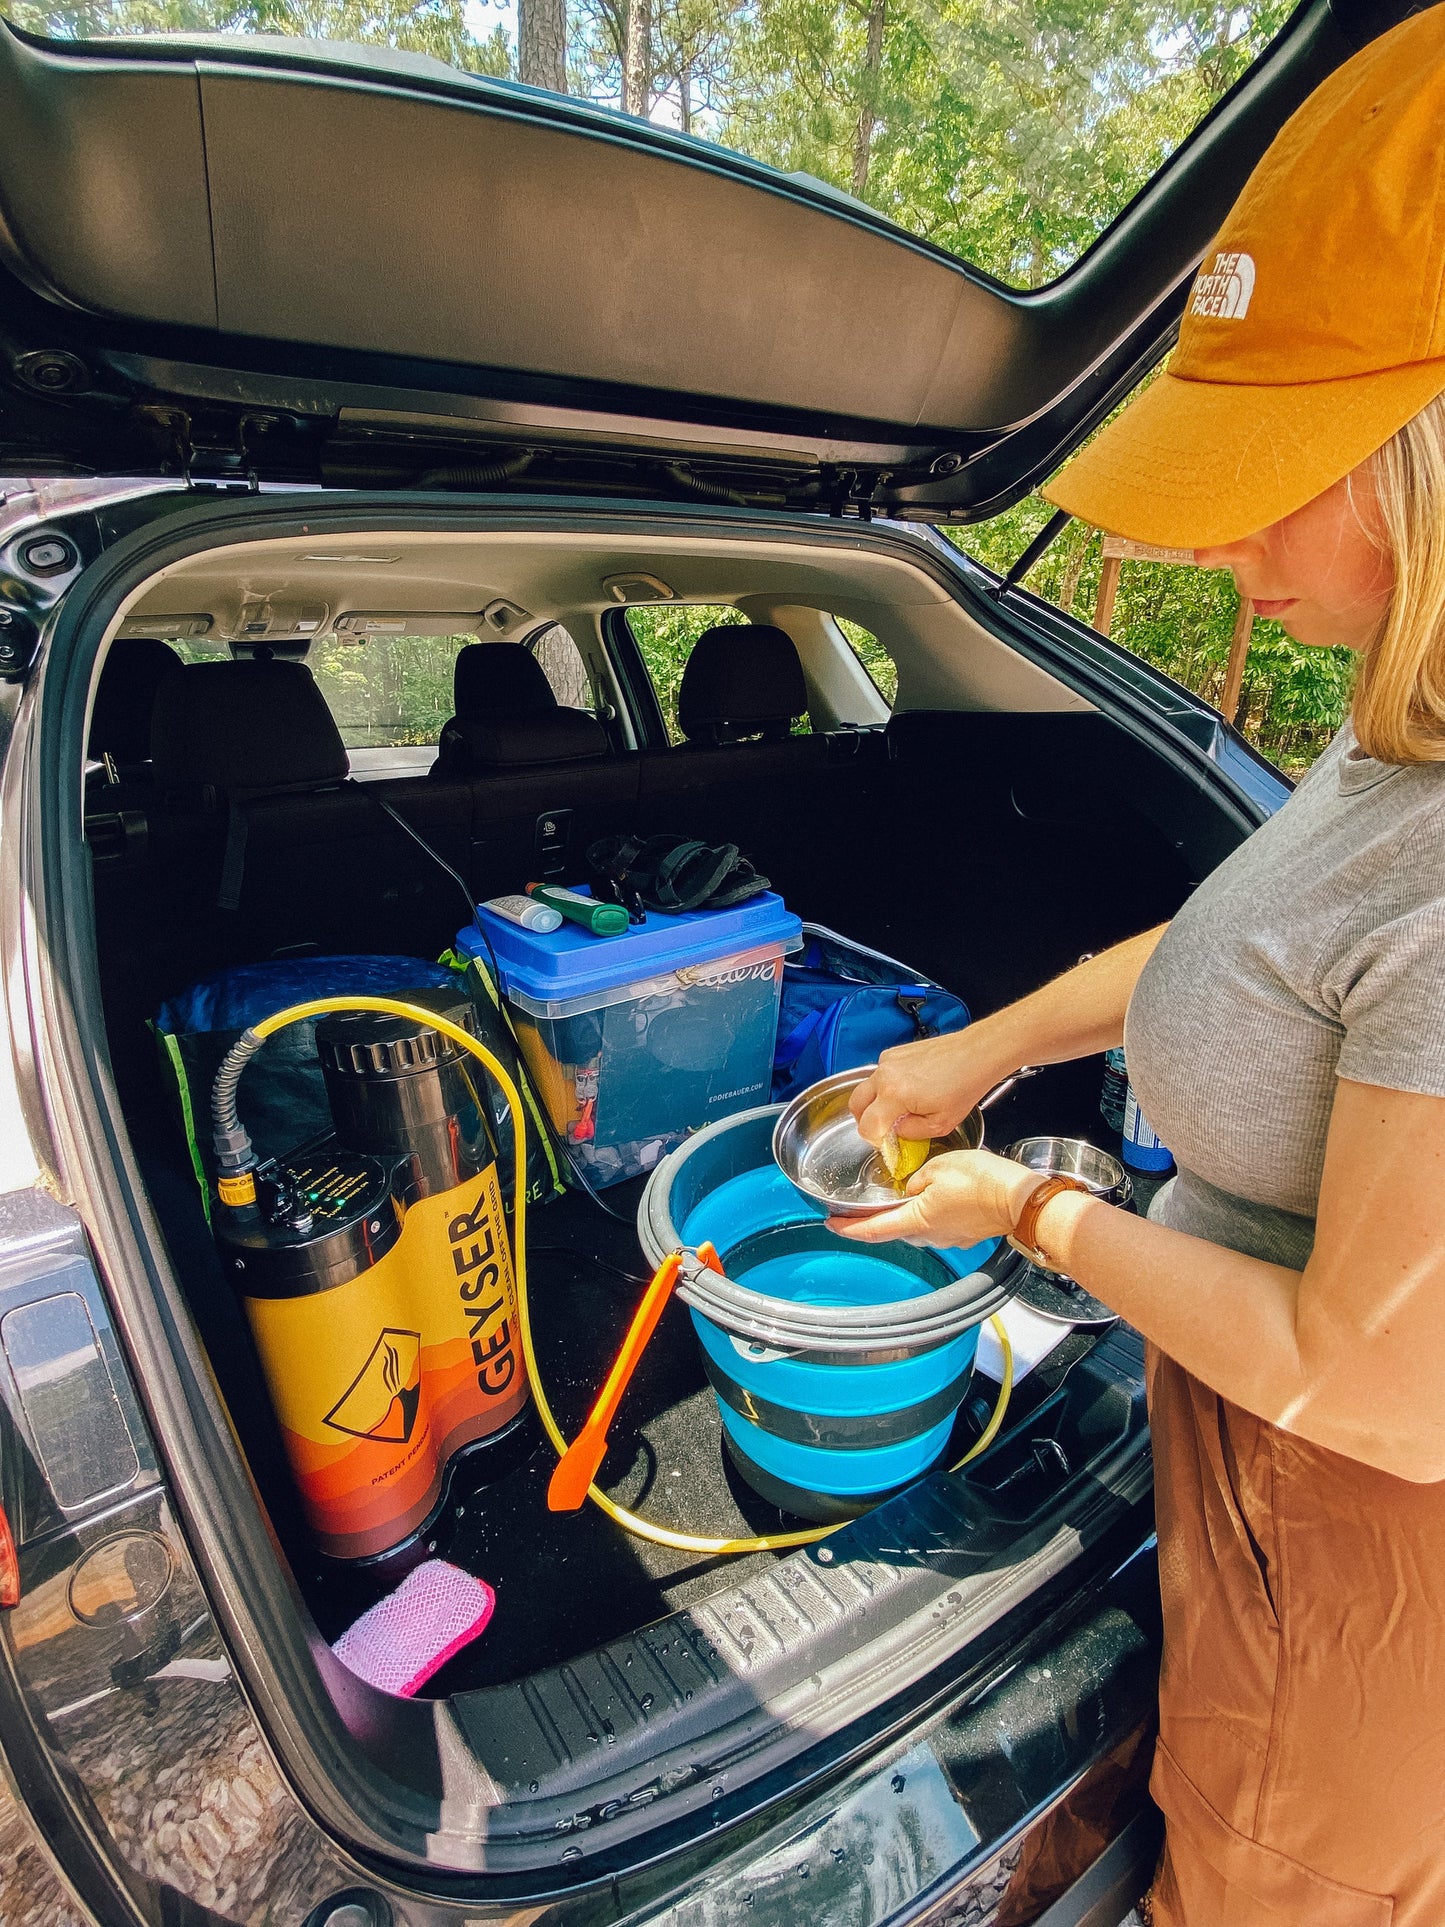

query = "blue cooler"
[[457, 892, 802, 1185]]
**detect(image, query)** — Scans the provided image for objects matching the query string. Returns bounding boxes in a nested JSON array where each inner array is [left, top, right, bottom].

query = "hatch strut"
[[998, 507, 1072, 593]]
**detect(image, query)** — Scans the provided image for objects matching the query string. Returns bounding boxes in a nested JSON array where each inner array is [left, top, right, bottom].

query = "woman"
[[835, 13, 1445, 1924]]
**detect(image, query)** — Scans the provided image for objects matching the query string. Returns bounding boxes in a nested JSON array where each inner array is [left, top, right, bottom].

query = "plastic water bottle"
[[1121, 1084, 1173, 1173], [1099, 1047, 1128, 1132]]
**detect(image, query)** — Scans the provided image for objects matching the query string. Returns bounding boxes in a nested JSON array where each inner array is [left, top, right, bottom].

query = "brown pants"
[[1147, 1349, 1445, 1926]]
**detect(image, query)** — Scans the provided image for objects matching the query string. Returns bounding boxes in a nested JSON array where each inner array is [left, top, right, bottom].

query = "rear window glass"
[[837, 618, 896, 706], [309, 633, 471, 749], [530, 623, 596, 712], [10, 0, 1292, 289]]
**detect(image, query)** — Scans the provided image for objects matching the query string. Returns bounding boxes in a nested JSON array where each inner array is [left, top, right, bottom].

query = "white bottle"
[[482, 893, 563, 934]]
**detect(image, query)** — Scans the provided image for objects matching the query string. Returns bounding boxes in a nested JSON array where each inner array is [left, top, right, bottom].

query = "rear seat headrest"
[[88, 636, 182, 765], [676, 624, 807, 744], [434, 640, 608, 773], [454, 642, 557, 716], [436, 709, 608, 770], [150, 660, 349, 797]]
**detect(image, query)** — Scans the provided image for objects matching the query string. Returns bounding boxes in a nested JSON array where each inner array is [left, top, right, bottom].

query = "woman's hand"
[[848, 1031, 1015, 1148], [828, 1148, 1036, 1249], [846, 926, 1166, 1151]]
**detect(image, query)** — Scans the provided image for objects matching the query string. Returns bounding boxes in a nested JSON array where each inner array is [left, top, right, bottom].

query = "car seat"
[[675, 623, 808, 744], [86, 635, 182, 797], [430, 641, 637, 888], [432, 642, 608, 774], [635, 622, 897, 924], [637, 623, 824, 844]]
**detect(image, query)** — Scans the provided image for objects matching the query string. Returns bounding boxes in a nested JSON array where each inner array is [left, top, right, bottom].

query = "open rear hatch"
[[0, 0, 1416, 518], [30, 484, 1275, 1881]]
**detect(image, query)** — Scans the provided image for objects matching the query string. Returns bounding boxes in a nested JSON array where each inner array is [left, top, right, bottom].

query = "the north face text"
[[1190, 251, 1256, 320]]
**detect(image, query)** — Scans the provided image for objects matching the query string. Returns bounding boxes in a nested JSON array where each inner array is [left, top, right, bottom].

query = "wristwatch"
[[1006, 1174, 1092, 1266]]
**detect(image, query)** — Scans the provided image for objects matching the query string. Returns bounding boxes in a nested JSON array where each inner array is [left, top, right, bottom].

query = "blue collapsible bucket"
[[637, 1108, 1019, 1522]]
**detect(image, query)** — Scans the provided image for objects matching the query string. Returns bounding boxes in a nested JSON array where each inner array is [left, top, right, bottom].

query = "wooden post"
[[1093, 554, 1122, 636], [1220, 596, 1256, 724]]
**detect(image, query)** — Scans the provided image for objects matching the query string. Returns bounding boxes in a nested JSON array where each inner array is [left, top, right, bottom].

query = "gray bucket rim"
[[636, 1105, 1020, 1354], [638, 1103, 782, 1267]]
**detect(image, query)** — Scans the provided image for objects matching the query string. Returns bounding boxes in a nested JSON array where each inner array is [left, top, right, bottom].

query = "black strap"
[[217, 798, 249, 912], [587, 831, 770, 915], [897, 992, 935, 1040]]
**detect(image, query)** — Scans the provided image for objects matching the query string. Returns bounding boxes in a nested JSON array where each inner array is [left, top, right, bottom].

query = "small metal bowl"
[[1001, 1135, 1133, 1209], [772, 1066, 1037, 1217], [1001, 1135, 1132, 1308]]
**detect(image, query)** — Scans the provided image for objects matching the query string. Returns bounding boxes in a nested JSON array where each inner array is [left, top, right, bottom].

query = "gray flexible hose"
[[211, 1026, 268, 1171]]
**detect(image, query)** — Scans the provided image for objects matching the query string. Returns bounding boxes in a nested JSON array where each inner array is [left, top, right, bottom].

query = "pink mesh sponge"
[[332, 1560, 495, 1697]]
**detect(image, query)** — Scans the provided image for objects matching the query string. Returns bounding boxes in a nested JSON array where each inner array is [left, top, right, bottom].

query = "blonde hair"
[[1353, 389, 1445, 764]]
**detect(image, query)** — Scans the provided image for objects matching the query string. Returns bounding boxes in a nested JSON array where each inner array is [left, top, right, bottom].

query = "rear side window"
[[836, 619, 897, 706], [530, 624, 596, 711], [302, 625, 594, 749]]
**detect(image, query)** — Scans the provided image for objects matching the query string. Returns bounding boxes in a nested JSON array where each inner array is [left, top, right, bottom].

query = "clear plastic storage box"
[[457, 891, 803, 1186]]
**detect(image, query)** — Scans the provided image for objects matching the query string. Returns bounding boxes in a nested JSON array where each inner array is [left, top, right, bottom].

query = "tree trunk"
[[1057, 529, 1093, 619], [852, 0, 886, 198], [518, 0, 567, 92], [679, 65, 692, 134], [623, 0, 651, 116], [1220, 595, 1256, 724]]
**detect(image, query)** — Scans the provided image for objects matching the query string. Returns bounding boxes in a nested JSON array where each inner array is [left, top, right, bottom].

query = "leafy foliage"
[[301, 634, 466, 745], [956, 502, 1354, 769], [626, 604, 744, 741], [8, 0, 510, 71], [836, 617, 898, 703]]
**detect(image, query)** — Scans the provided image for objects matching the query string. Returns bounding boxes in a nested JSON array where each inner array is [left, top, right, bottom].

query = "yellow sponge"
[[879, 1130, 931, 1190]]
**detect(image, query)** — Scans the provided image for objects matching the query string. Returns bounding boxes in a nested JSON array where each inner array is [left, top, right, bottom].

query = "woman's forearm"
[[1020, 1118, 1445, 1483], [1031, 1184, 1309, 1426], [971, 924, 1169, 1075], [851, 924, 1171, 1144]]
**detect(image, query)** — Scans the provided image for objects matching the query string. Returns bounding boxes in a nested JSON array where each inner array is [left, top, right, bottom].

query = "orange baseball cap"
[[1042, 7, 1445, 550]]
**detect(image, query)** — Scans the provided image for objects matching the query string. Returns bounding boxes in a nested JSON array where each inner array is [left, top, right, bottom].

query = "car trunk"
[[118, 698, 1190, 1693], [46, 495, 1265, 1879]]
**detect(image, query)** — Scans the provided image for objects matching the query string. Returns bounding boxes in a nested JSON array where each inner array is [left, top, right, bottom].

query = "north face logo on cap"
[[1190, 251, 1256, 320]]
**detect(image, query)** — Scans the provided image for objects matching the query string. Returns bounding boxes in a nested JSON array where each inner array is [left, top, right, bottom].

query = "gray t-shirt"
[[1125, 720, 1445, 1270]]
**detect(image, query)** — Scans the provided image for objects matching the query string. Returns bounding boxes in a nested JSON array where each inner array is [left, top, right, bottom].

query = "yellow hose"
[[242, 996, 1014, 1556]]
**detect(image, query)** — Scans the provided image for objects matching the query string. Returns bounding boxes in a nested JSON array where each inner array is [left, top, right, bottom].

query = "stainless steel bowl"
[[1001, 1135, 1132, 1208], [772, 1066, 1037, 1217], [1000, 1135, 1131, 1308]]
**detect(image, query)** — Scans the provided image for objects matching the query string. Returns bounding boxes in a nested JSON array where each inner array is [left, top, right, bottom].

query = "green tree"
[[8, 0, 510, 73], [956, 501, 1353, 770], [7, 0, 1333, 762], [719, 0, 1289, 286], [626, 604, 744, 741]]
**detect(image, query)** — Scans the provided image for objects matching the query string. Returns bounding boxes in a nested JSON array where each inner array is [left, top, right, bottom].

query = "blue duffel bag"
[[771, 925, 970, 1102]]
